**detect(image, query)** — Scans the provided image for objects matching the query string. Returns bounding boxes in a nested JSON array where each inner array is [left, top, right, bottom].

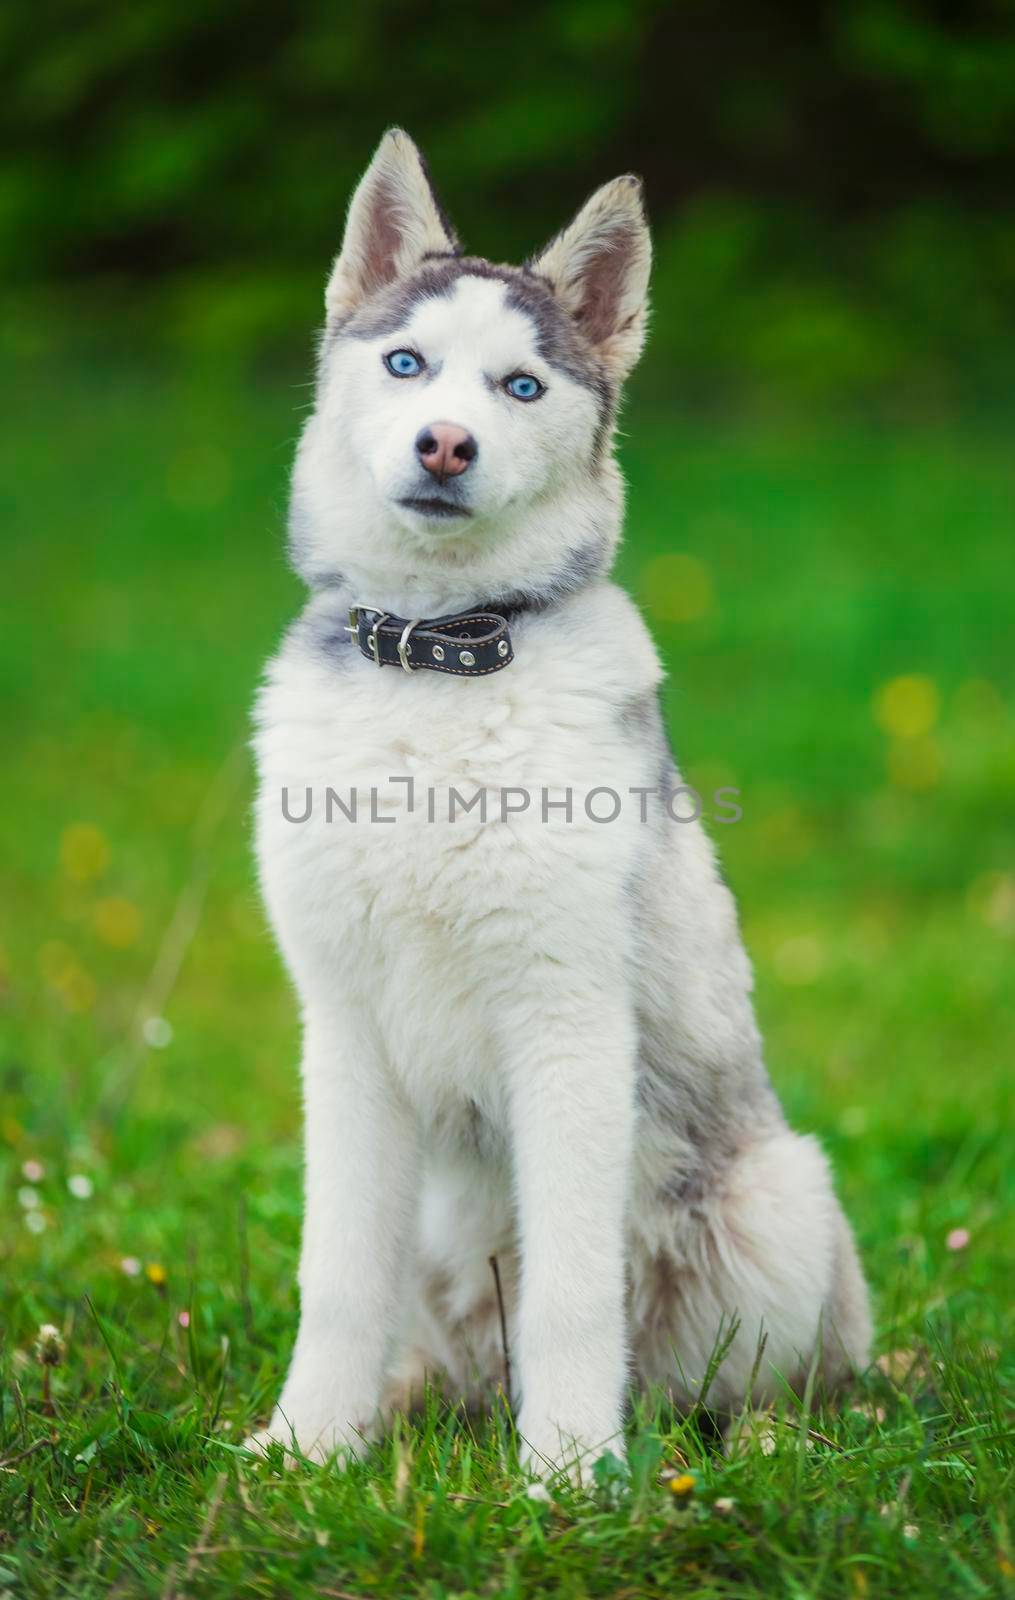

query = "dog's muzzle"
[[345, 606, 514, 678]]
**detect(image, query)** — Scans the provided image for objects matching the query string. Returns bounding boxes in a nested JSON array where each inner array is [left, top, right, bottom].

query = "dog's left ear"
[[528, 176, 651, 381], [326, 128, 459, 321]]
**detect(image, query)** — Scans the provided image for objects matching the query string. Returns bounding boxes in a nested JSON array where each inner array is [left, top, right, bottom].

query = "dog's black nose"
[[415, 423, 478, 481]]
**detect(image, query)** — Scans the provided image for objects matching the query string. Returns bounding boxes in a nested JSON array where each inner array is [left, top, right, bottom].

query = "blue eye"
[[385, 349, 422, 377], [505, 373, 544, 401]]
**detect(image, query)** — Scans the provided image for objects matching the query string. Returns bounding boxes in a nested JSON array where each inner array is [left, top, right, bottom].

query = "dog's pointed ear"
[[326, 129, 459, 320], [528, 176, 651, 380]]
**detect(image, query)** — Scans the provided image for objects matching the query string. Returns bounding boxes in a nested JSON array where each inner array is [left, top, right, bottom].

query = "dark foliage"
[[5, 0, 1015, 404]]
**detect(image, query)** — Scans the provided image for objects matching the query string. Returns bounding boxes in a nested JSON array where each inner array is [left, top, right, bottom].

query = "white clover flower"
[[17, 1186, 40, 1210], [67, 1174, 94, 1200], [142, 1016, 173, 1049]]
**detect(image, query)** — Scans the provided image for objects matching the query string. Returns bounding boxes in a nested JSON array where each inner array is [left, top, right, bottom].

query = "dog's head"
[[291, 129, 651, 609]]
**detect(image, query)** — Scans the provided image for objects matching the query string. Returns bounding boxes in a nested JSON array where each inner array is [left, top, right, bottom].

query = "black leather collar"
[[345, 605, 514, 677]]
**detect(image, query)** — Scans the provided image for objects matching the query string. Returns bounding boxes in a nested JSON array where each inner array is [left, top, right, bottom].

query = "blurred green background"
[[5, 0, 1011, 409], [1, 5, 1014, 1589], [5, 0, 1015, 407]]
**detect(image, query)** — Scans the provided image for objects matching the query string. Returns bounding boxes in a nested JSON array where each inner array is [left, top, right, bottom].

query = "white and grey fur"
[[249, 129, 871, 1480]]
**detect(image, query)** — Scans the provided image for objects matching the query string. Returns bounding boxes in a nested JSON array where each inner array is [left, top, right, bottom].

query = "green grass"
[[1, 357, 1013, 1597]]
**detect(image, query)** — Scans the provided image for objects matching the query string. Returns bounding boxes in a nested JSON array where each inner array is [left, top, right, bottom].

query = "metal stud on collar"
[[459, 649, 476, 668]]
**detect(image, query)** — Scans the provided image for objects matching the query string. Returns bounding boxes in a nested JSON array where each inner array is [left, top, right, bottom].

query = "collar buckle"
[[345, 606, 390, 666]]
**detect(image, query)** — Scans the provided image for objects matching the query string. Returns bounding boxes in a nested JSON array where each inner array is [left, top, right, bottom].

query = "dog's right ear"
[[326, 129, 459, 321], [527, 176, 651, 381]]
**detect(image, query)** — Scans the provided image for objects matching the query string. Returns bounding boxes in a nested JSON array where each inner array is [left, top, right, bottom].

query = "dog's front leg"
[[507, 986, 636, 1485], [249, 1007, 418, 1463]]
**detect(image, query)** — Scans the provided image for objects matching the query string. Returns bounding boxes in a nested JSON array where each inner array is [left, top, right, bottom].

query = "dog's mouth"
[[398, 495, 474, 521]]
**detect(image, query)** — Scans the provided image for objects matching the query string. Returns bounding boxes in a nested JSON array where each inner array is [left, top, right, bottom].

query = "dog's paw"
[[242, 1425, 299, 1467], [242, 1411, 368, 1468], [517, 1415, 625, 1492]]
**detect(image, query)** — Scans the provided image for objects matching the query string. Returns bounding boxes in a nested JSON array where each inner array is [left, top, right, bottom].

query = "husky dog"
[[249, 129, 871, 1480]]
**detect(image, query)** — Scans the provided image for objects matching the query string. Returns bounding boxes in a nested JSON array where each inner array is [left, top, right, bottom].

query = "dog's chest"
[[260, 646, 645, 901], [254, 598, 660, 1107]]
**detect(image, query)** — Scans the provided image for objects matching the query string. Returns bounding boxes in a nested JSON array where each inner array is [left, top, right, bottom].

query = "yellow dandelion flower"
[[145, 1262, 167, 1286], [669, 1473, 696, 1497], [873, 675, 939, 740], [60, 823, 110, 884], [94, 897, 142, 949]]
